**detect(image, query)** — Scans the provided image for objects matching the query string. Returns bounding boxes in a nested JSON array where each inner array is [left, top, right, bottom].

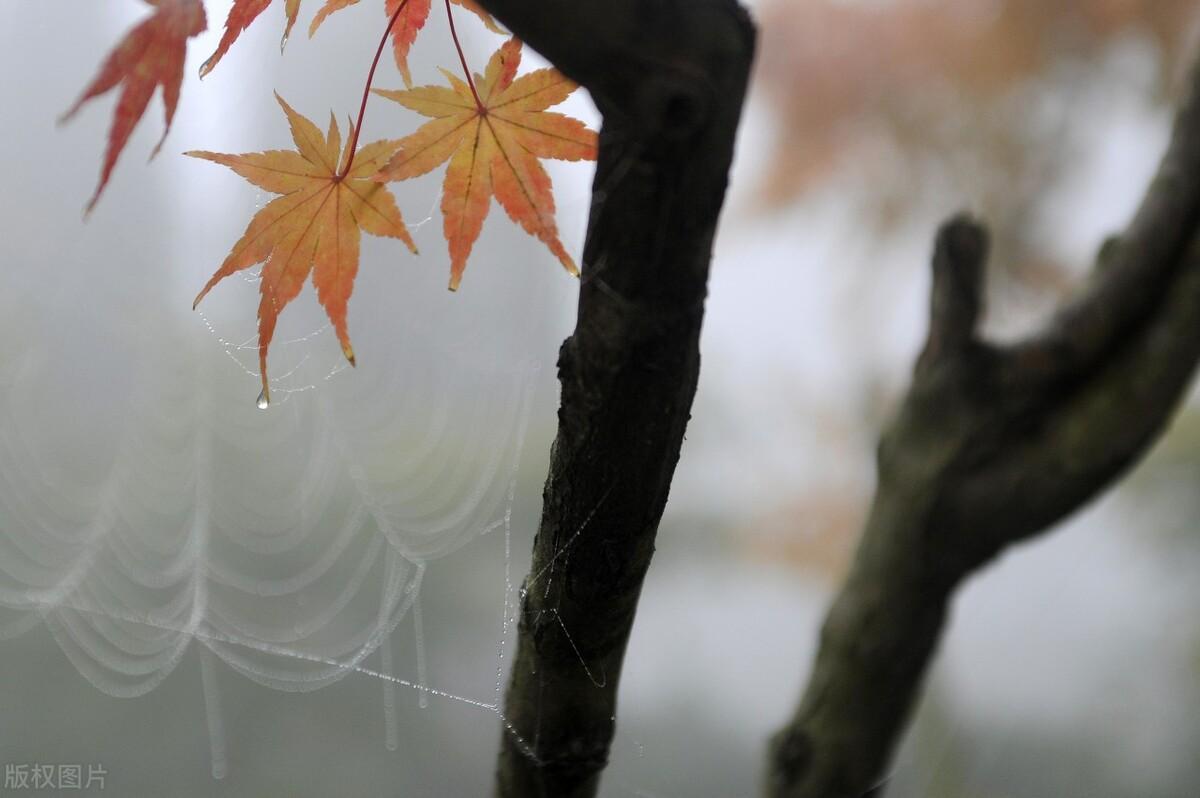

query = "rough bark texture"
[[768, 56, 1200, 798], [471, 2, 756, 796]]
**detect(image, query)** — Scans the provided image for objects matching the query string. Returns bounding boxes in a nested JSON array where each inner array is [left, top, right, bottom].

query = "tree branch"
[[470, 2, 756, 796], [768, 55, 1200, 798]]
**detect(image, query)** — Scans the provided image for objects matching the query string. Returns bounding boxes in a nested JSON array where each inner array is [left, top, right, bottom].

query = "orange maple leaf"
[[200, 0, 302, 78], [310, 0, 502, 87], [375, 38, 597, 290], [189, 95, 417, 406], [61, 0, 207, 213]]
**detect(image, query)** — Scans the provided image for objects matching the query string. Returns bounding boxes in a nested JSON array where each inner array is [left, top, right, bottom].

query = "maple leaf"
[[310, 0, 502, 87], [61, 0, 207, 213], [375, 38, 597, 290], [200, 0, 302, 78], [188, 94, 417, 405], [199, 0, 499, 86]]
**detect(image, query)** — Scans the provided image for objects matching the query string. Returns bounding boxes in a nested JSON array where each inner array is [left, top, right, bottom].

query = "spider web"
[[0, 2, 606, 789], [0, 79, 549, 796], [0, 262, 545, 777]]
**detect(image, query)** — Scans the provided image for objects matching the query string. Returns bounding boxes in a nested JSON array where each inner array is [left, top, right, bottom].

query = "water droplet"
[[198, 58, 213, 80], [256, 390, 270, 411], [280, 31, 290, 53]]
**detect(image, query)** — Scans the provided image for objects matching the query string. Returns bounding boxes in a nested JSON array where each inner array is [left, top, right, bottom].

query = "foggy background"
[[2, 1, 1199, 796]]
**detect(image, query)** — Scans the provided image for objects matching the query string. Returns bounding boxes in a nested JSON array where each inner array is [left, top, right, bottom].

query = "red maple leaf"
[[311, 0, 501, 87], [61, 0, 208, 213], [199, 0, 302, 78], [200, 0, 497, 86]]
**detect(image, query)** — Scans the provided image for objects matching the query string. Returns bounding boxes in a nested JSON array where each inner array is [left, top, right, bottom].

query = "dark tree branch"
[[768, 55, 1200, 798], [471, 2, 756, 796]]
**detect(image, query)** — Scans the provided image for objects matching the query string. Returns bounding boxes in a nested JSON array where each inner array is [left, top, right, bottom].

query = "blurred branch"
[[767, 54, 1200, 798], [472, 2, 756, 796]]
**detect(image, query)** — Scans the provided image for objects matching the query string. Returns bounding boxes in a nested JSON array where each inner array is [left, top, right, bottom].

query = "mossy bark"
[[769, 58, 1200, 798]]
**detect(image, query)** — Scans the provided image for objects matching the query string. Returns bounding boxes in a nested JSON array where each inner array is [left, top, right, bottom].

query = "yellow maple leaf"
[[189, 94, 416, 405]]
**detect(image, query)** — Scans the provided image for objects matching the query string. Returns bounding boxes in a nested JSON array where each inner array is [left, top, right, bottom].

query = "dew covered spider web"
[[0, 3, 605, 787], [0, 241, 551, 778]]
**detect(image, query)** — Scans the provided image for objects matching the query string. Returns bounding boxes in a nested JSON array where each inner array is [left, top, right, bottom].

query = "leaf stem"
[[445, 0, 484, 111], [340, 0, 411, 178]]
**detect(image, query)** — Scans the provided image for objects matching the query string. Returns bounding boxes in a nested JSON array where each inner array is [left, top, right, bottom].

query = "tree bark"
[[471, 2, 756, 796], [768, 55, 1200, 798]]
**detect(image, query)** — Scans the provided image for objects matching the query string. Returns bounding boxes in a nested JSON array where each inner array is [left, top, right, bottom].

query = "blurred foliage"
[[758, 0, 1200, 205], [742, 483, 866, 582], [741, 1, 1200, 578], [756, 0, 1200, 306]]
